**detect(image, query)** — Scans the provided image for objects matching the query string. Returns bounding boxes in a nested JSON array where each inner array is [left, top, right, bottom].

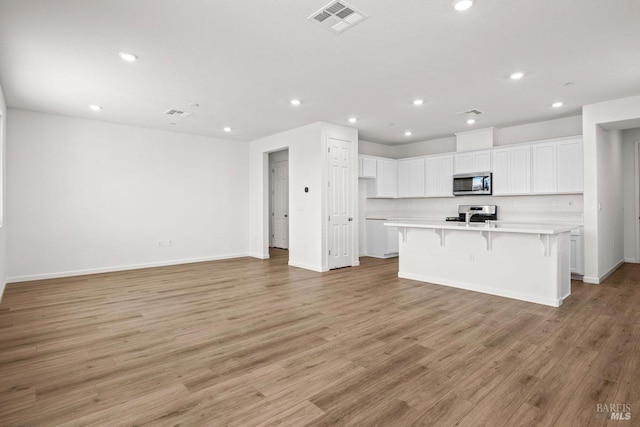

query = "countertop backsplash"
[[365, 194, 584, 225]]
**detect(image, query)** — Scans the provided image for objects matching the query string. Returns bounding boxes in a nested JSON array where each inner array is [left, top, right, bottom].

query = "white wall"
[[7, 109, 249, 282], [0, 84, 6, 299], [595, 127, 624, 275], [359, 140, 396, 158], [495, 116, 583, 146], [622, 128, 640, 262], [249, 122, 358, 272], [583, 95, 640, 283], [249, 122, 324, 268]]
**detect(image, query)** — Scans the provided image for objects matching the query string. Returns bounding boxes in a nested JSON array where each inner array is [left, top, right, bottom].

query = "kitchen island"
[[383, 220, 573, 307]]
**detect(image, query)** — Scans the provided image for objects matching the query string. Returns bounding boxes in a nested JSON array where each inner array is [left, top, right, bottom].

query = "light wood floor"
[[0, 250, 638, 426]]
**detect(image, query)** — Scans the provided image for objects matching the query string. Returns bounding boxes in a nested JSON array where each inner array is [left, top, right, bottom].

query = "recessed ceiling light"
[[551, 101, 564, 108], [413, 99, 424, 106], [169, 122, 176, 126], [89, 104, 102, 111], [188, 103, 200, 107], [348, 117, 357, 123], [290, 99, 301, 106], [452, 0, 474, 11], [119, 52, 137, 62], [223, 127, 232, 132], [510, 71, 525, 80], [404, 131, 412, 137], [466, 119, 476, 125]]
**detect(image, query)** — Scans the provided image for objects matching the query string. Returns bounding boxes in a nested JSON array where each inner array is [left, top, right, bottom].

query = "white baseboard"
[[582, 259, 625, 285], [624, 257, 637, 263], [0, 281, 5, 303], [398, 272, 562, 307], [6, 253, 250, 284], [248, 252, 270, 260], [287, 261, 327, 272], [599, 260, 625, 283]]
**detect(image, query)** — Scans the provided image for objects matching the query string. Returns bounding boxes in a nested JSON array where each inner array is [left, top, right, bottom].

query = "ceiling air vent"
[[457, 109, 484, 116], [164, 109, 193, 118], [309, 1, 367, 34]]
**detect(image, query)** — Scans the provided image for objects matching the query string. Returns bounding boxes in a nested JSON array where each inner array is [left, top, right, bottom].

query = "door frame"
[[268, 150, 289, 250], [270, 158, 289, 249], [635, 141, 640, 263]]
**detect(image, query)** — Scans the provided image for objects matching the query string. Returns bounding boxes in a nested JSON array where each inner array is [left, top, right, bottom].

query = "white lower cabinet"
[[570, 228, 584, 275], [366, 219, 398, 258]]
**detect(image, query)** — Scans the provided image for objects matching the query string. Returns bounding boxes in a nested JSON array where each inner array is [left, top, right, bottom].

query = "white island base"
[[384, 221, 573, 307]]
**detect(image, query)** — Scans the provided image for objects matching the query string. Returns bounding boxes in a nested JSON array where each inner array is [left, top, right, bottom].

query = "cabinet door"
[[473, 150, 492, 172], [425, 157, 439, 197], [398, 158, 425, 197], [438, 155, 454, 196], [509, 145, 531, 194], [557, 139, 583, 193], [491, 148, 510, 195], [454, 151, 491, 174], [454, 153, 473, 174], [361, 157, 377, 178], [570, 236, 577, 273], [376, 159, 398, 198], [366, 220, 384, 257], [532, 142, 557, 193], [386, 226, 398, 254], [358, 157, 363, 177]]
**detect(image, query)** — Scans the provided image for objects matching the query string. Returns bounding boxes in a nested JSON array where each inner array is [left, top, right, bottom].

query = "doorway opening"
[[269, 149, 289, 250]]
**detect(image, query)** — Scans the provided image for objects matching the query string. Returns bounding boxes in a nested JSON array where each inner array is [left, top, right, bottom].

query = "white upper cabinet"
[[361, 136, 582, 199], [358, 156, 377, 178], [425, 154, 454, 197], [557, 138, 583, 193], [367, 158, 397, 198], [454, 150, 492, 174], [398, 158, 425, 197], [492, 145, 531, 195], [532, 141, 558, 194]]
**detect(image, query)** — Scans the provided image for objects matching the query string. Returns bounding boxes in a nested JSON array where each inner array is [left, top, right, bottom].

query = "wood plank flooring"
[[0, 250, 639, 426]]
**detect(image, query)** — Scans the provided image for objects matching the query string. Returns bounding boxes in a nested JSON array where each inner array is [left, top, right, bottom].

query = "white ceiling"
[[0, 0, 639, 144]]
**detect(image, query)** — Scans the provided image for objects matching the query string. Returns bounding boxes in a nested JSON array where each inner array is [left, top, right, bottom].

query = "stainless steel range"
[[445, 205, 498, 223]]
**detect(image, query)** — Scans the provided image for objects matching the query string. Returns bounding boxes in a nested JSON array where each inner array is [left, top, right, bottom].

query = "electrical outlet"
[[168, 240, 173, 246], [157, 240, 163, 247], [552, 200, 557, 207], [469, 254, 474, 262]]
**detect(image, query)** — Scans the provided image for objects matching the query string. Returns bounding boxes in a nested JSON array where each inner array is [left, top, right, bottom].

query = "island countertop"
[[383, 219, 575, 235]]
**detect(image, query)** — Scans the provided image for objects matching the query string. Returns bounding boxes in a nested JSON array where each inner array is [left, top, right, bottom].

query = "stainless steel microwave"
[[453, 172, 492, 196]]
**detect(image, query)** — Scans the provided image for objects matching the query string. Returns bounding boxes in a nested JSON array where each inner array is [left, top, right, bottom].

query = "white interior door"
[[271, 160, 288, 249], [328, 138, 353, 269]]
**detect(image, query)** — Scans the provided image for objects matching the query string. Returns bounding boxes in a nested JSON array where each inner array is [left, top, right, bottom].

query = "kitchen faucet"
[[465, 210, 479, 225]]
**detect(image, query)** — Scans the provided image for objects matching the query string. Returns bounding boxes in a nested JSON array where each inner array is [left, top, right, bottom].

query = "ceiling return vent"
[[457, 109, 484, 116], [308, 1, 368, 34], [164, 109, 193, 118]]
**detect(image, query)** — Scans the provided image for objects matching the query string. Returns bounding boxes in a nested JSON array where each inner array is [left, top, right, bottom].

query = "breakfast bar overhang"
[[384, 220, 573, 307]]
